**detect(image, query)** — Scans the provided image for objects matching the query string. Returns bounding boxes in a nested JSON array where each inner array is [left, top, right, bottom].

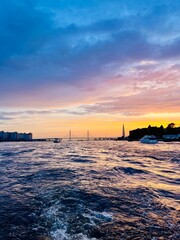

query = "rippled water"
[[0, 141, 179, 240]]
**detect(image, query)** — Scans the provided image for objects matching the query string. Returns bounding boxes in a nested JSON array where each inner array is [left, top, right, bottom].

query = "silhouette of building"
[[69, 130, 72, 141], [129, 124, 180, 141], [122, 124, 125, 139], [117, 124, 126, 140], [0, 131, 33, 141], [163, 134, 180, 141]]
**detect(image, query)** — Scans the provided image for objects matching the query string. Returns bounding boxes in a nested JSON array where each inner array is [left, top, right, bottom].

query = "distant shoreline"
[[0, 139, 180, 143]]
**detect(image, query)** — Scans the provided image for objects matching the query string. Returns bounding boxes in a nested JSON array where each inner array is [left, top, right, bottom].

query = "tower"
[[87, 130, 90, 141], [122, 124, 125, 139], [69, 130, 71, 141]]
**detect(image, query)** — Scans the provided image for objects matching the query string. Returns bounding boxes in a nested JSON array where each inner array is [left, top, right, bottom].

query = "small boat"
[[53, 138, 61, 143], [140, 135, 158, 144]]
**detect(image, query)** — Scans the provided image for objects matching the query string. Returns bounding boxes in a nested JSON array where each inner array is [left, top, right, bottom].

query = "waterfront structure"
[[87, 130, 90, 141], [0, 131, 32, 141], [163, 134, 180, 141], [117, 124, 126, 140], [122, 124, 125, 139], [69, 130, 72, 141], [129, 124, 180, 141]]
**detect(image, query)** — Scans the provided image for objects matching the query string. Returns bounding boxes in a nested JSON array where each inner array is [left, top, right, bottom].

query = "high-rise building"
[[0, 131, 33, 141]]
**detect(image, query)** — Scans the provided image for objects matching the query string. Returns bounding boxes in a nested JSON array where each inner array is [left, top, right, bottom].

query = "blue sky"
[[0, 0, 180, 136]]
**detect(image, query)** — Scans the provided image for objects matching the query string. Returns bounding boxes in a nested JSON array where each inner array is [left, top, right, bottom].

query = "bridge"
[[32, 138, 62, 142], [32, 137, 116, 142]]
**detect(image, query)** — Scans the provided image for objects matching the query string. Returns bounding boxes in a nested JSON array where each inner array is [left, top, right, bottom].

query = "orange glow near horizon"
[[0, 0, 180, 139], [2, 113, 179, 138]]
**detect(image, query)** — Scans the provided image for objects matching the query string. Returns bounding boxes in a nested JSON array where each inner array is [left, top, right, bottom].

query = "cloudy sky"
[[0, 0, 180, 137]]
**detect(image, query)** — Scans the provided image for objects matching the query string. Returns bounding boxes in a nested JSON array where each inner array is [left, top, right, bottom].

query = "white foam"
[[51, 229, 68, 240], [51, 230, 96, 240]]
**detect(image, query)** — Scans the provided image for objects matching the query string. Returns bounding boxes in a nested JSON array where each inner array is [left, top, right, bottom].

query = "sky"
[[0, 0, 180, 138]]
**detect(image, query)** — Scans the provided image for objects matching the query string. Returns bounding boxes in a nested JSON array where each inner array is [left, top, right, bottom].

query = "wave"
[[112, 166, 148, 175], [0, 141, 179, 239], [71, 158, 94, 163], [171, 157, 180, 164]]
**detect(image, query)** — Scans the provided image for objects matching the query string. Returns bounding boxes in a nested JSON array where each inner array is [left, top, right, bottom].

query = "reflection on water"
[[0, 141, 179, 240]]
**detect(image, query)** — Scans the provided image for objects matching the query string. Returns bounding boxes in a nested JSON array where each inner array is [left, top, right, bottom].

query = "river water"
[[0, 141, 179, 240]]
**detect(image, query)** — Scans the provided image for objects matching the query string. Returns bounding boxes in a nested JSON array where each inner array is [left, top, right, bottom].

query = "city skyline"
[[0, 0, 180, 137]]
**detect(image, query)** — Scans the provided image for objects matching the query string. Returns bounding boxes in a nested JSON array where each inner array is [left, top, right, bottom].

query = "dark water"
[[0, 141, 179, 240]]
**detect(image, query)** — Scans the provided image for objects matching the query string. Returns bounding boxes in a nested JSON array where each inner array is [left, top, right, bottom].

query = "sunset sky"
[[0, 0, 180, 138]]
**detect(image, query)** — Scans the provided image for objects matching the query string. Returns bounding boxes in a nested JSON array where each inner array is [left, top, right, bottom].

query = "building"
[[23, 133, 33, 141], [0, 131, 33, 141], [163, 134, 180, 141], [129, 124, 180, 141], [117, 124, 126, 140], [0, 131, 4, 141]]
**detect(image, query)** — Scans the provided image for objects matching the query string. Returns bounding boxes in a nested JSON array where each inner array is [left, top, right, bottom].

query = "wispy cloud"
[[0, 0, 179, 127], [82, 87, 180, 116]]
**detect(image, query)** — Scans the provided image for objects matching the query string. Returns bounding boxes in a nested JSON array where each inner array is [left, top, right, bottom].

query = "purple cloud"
[[0, 0, 180, 111]]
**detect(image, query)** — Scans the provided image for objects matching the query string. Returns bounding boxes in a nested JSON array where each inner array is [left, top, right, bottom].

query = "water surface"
[[0, 141, 179, 240]]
